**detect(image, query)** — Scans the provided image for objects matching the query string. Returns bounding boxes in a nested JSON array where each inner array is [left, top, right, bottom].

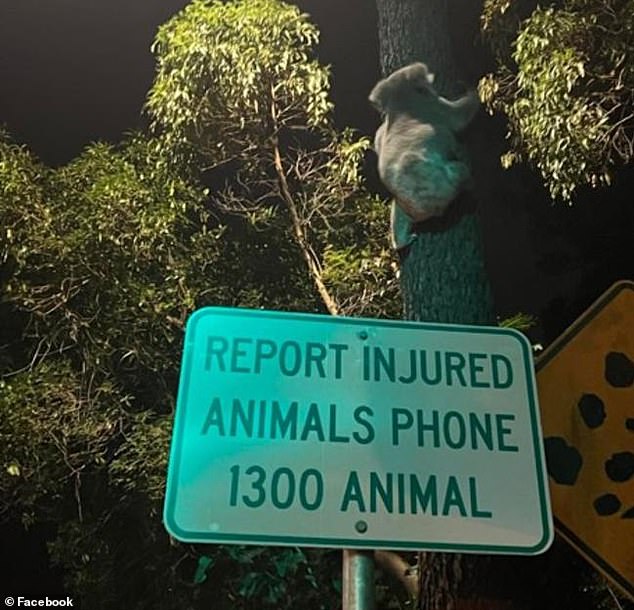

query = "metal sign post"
[[343, 550, 375, 610]]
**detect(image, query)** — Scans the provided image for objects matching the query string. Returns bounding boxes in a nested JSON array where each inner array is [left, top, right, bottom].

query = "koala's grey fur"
[[369, 62, 480, 249]]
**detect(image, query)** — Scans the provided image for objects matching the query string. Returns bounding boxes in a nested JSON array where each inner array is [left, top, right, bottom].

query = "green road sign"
[[164, 307, 553, 554]]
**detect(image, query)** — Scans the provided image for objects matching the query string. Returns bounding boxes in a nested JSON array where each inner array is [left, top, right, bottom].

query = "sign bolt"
[[355, 520, 368, 534]]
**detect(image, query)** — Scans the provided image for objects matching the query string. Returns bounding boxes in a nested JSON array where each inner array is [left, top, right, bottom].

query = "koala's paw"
[[392, 202, 416, 250], [391, 224, 418, 250]]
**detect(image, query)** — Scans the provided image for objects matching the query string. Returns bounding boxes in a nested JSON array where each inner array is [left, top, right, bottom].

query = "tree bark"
[[375, 0, 492, 327], [374, 1, 498, 609]]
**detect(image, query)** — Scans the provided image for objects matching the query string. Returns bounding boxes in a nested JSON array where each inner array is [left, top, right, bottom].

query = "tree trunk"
[[375, 0, 492, 327], [374, 1, 499, 609]]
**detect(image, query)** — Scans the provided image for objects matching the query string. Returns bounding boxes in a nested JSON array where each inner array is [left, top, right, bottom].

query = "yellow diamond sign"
[[536, 281, 634, 598]]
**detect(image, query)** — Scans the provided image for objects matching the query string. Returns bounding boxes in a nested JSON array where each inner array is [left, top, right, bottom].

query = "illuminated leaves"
[[481, 0, 634, 201], [145, 0, 397, 320], [146, 0, 333, 162]]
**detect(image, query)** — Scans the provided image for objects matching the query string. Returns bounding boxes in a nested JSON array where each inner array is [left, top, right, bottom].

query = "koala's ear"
[[369, 79, 390, 113], [427, 72, 435, 84]]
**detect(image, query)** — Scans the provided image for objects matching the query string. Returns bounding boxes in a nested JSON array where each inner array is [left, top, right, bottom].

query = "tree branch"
[[269, 87, 339, 315]]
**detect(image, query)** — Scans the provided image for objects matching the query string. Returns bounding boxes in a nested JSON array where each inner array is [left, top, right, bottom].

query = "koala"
[[369, 62, 480, 249]]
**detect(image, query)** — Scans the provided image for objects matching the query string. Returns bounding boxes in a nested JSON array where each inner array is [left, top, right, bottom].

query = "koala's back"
[[375, 115, 457, 177]]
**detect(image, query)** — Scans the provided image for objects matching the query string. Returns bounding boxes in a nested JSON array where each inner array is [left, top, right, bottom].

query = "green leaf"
[[193, 555, 214, 584], [6, 463, 21, 477]]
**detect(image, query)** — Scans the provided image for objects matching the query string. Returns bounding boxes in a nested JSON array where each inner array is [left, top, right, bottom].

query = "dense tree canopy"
[[146, 0, 399, 318], [480, 0, 634, 201]]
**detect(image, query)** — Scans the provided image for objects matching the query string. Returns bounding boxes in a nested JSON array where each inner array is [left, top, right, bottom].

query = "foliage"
[[0, 130, 46, 273], [321, 194, 399, 319], [0, 360, 121, 524], [497, 311, 536, 331], [146, 0, 332, 163], [480, 0, 634, 201], [1, 0, 399, 608], [147, 0, 399, 318]]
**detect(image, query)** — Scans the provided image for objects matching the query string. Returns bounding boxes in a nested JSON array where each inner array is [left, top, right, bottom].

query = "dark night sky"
[[0, 0, 380, 166], [0, 0, 190, 163], [0, 0, 632, 343]]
